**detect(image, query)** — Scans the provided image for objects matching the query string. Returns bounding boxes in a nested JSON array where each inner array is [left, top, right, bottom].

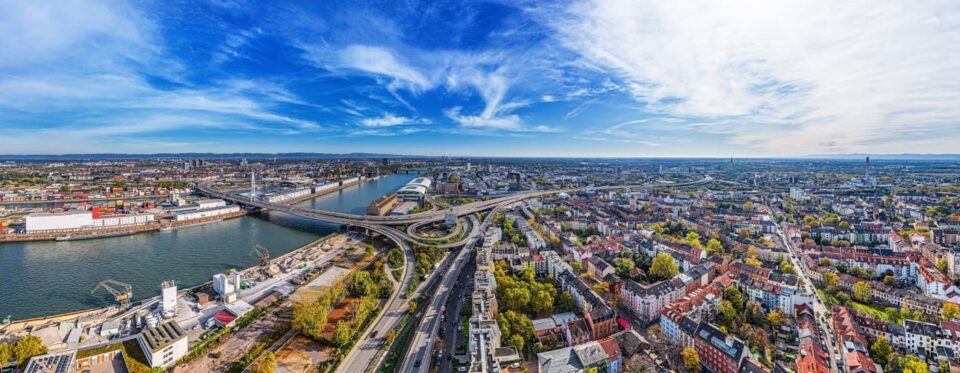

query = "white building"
[[213, 272, 241, 303], [171, 205, 240, 221], [25, 210, 155, 232], [26, 211, 93, 232], [789, 187, 806, 201], [138, 320, 188, 369], [161, 280, 177, 318], [89, 213, 154, 227], [397, 184, 428, 201], [194, 199, 227, 209]]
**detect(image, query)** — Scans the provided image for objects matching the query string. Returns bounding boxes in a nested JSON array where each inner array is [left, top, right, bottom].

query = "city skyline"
[[2, 0, 959, 156]]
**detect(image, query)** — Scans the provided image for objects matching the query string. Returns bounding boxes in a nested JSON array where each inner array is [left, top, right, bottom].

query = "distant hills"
[[808, 153, 960, 160], [0, 153, 418, 161]]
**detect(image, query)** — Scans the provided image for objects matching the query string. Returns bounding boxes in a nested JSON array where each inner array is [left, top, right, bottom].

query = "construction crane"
[[91, 279, 133, 306], [250, 244, 270, 267]]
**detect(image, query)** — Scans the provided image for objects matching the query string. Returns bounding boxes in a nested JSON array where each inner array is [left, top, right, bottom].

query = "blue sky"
[[1, 0, 959, 156]]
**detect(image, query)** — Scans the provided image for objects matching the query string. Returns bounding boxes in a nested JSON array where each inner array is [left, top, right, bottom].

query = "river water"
[[0, 173, 414, 320]]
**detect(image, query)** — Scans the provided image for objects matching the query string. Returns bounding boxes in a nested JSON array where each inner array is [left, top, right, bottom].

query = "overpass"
[[196, 176, 712, 371]]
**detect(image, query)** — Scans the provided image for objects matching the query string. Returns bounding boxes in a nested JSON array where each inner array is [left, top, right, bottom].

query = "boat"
[[55, 231, 136, 241]]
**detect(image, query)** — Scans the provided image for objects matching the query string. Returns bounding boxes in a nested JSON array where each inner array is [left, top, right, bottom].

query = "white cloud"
[[338, 45, 432, 90], [548, 0, 960, 154], [359, 113, 430, 127]]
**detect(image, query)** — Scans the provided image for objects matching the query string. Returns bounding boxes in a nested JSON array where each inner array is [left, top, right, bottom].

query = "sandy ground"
[[176, 307, 292, 373]]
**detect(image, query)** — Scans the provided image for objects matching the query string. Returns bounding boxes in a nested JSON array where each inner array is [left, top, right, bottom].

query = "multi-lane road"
[[770, 211, 839, 373], [196, 176, 716, 372], [398, 211, 497, 373]]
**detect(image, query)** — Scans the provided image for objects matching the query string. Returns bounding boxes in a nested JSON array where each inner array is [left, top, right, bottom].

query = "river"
[[0, 173, 414, 320]]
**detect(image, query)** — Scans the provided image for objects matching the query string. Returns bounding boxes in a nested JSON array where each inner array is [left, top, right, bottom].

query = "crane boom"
[[91, 279, 133, 305]]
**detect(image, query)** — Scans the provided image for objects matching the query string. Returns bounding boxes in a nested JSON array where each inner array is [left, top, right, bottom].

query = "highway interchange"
[[197, 175, 715, 372]]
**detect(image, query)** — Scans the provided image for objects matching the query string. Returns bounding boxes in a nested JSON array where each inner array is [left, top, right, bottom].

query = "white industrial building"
[[89, 213, 155, 227], [397, 184, 428, 201], [26, 211, 93, 232], [213, 272, 242, 303], [194, 199, 227, 209], [138, 320, 188, 369], [161, 280, 177, 318], [26, 211, 155, 232], [312, 182, 339, 194], [258, 188, 312, 203], [171, 205, 240, 221]]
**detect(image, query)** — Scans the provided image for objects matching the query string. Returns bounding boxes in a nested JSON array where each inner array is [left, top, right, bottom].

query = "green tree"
[[938, 257, 949, 273], [556, 291, 577, 312], [650, 252, 679, 280], [571, 262, 583, 273], [681, 347, 701, 373], [292, 295, 329, 340], [706, 239, 724, 255], [502, 287, 531, 312], [723, 286, 743, 310], [779, 261, 795, 274], [818, 257, 832, 267], [823, 272, 839, 293], [615, 258, 636, 274], [743, 201, 754, 211], [508, 334, 526, 356], [883, 275, 897, 286], [719, 301, 737, 325], [900, 355, 928, 373], [0, 342, 11, 367], [943, 302, 960, 321], [332, 320, 353, 348], [385, 329, 397, 345], [251, 351, 276, 373], [767, 310, 786, 328], [12, 335, 47, 366], [835, 292, 851, 306], [685, 232, 702, 248], [531, 289, 555, 316], [870, 337, 893, 367], [853, 281, 872, 303]]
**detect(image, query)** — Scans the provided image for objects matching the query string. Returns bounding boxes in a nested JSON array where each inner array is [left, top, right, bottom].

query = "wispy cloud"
[[545, 0, 960, 154], [359, 113, 431, 127]]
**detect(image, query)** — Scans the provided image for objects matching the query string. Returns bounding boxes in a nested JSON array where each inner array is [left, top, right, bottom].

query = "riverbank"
[[278, 175, 380, 205], [0, 232, 337, 337]]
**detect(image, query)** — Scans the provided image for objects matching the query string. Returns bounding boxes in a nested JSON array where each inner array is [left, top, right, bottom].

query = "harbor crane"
[[250, 244, 270, 267], [91, 279, 133, 306]]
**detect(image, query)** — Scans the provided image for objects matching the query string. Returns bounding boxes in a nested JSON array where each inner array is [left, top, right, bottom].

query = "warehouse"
[[396, 184, 428, 202], [172, 205, 240, 221]]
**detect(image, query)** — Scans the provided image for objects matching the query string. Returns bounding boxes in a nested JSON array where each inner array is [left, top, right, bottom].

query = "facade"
[[25, 211, 93, 232], [367, 193, 398, 216], [618, 278, 684, 325], [831, 306, 877, 373], [26, 210, 155, 232], [138, 320, 188, 368], [694, 322, 746, 373], [172, 205, 239, 221]]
